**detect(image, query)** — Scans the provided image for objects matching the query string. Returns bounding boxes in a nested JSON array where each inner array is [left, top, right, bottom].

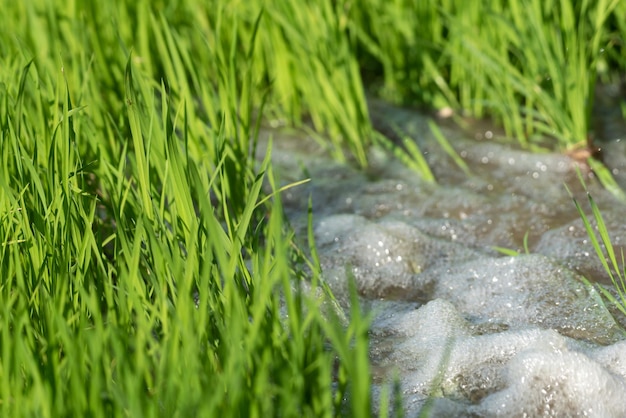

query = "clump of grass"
[[448, 0, 619, 151], [347, 0, 452, 108], [350, 0, 626, 195], [0, 2, 373, 417], [259, 1, 372, 167], [350, 0, 624, 152]]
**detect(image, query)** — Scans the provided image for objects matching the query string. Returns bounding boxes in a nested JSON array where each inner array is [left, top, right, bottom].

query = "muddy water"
[[260, 96, 626, 417]]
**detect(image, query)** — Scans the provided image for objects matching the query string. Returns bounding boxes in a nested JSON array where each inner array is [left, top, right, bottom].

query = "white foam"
[[473, 348, 626, 417], [373, 300, 626, 416]]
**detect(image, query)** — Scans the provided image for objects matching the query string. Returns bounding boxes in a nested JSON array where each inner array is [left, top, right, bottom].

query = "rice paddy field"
[[1, 0, 626, 416]]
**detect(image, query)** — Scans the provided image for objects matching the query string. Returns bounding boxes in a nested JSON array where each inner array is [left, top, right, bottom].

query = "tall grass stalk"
[[569, 178, 626, 317]]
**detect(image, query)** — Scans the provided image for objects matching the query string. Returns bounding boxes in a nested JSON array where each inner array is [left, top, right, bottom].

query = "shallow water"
[[259, 96, 626, 417]]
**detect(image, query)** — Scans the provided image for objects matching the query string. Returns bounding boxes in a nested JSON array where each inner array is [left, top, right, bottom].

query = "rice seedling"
[[492, 231, 531, 257], [427, 119, 471, 177], [4, 0, 626, 416], [0, 1, 374, 416], [372, 128, 436, 183], [569, 177, 626, 317], [349, 0, 626, 196], [259, 1, 372, 167], [350, 0, 623, 152]]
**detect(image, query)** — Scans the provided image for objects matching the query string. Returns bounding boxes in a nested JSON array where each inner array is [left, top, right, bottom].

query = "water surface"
[[260, 97, 626, 417]]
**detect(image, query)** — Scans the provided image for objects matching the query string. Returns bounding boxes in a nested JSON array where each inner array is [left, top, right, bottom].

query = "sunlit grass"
[[3, 0, 626, 416], [349, 0, 626, 196], [351, 0, 624, 154], [0, 2, 373, 416], [570, 176, 626, 317]]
